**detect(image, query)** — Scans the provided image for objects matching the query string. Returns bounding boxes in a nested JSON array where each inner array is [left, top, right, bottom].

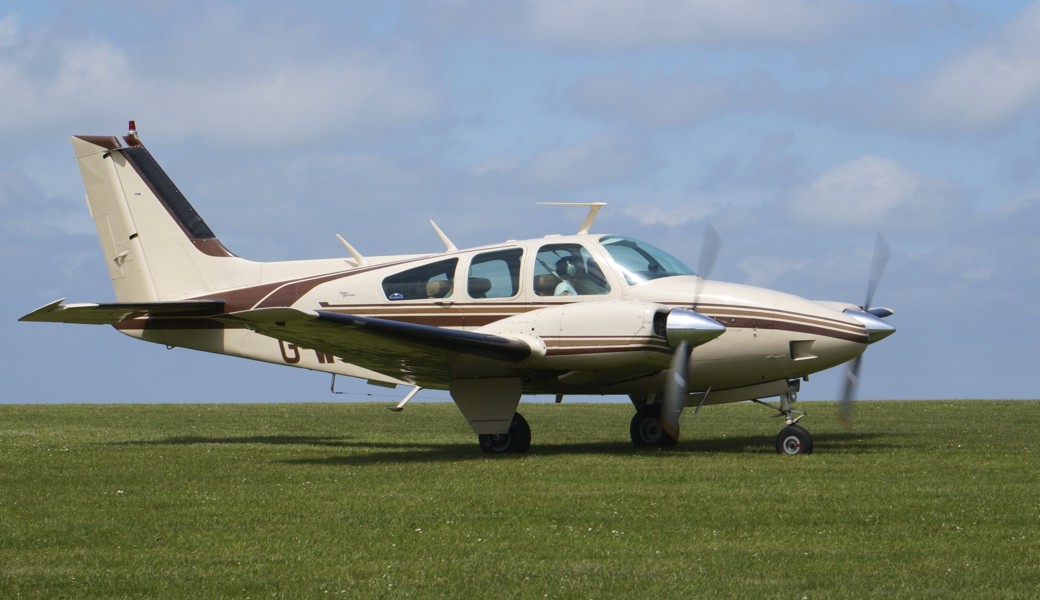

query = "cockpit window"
[[599, 236, 695, 285], [382, 258, 458, 300], [533, 243, 611, 296]]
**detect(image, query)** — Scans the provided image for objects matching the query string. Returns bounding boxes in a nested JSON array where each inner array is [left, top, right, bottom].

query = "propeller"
[[659, 225, 724, 442], [839, 234, 892, 424]]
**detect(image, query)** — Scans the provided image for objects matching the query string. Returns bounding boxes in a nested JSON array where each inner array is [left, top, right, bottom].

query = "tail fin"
[[72, 134, 257, 301]]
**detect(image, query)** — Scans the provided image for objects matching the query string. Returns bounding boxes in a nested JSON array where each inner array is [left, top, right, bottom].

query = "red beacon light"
[[124, 120, 142, 147]]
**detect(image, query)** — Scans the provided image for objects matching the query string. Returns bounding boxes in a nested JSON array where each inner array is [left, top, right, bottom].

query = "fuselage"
[[119, 232, 878, 404]]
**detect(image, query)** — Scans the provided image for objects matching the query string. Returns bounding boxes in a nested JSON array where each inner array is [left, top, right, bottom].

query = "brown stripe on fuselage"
[[186, 258, 427, 313], [688, 302, 862, 333], [165, 286, 867, 345]]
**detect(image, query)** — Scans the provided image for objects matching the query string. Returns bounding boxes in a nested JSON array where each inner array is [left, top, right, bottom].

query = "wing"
[[19, 298, 226, 324], [217, 307, 534, 387]]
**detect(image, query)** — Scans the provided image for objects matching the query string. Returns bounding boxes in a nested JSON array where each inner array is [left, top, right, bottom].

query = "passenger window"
[[533, 244, 610, 297], [382, 258, 458, 301], [468, 249, 522, 298]]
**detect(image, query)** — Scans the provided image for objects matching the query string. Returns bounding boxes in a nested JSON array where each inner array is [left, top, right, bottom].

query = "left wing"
[[218, 308, 535, 387], [20, 298, 226, 324]]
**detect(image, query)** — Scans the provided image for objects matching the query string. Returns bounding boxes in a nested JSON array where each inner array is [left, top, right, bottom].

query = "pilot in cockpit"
[[554, 257, 581, 296]]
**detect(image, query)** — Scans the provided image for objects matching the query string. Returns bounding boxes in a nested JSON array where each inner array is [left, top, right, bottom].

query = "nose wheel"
[[756, 380, 814, 455], [776, 424, 813, 455]]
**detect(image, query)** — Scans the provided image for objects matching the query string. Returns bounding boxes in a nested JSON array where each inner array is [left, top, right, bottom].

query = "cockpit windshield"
[[599, 236, 696, 285]]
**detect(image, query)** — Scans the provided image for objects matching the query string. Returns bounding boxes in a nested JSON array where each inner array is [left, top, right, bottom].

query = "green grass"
[[1, 400, 1038, 598]]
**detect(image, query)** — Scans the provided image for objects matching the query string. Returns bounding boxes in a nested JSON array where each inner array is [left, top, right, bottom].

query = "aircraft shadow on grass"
[[107, 431, 901, 466], [111, 435, 362, 448]]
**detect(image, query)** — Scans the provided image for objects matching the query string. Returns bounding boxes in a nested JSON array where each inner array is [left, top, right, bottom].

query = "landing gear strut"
[[478, 412, 531, 454], [774, 381, 813, 455]]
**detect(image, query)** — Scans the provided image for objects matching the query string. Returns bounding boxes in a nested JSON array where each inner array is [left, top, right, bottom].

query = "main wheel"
[[775, 424, 813, 455], [629, 405, 678, 448], [478, 412, 531, 454]]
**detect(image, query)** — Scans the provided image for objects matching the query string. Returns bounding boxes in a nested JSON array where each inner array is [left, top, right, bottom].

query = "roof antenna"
[[335, 234, 368, 266], [430, 220, 457, 252], [537, 202, 607, 235]]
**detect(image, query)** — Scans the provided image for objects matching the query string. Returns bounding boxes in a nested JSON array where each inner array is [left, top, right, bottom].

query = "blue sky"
[[2, 0, 1038, 406]]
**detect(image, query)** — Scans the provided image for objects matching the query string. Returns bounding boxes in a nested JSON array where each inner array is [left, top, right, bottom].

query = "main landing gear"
[[478, 413, 531, 454], [629, 404, 678, 448]]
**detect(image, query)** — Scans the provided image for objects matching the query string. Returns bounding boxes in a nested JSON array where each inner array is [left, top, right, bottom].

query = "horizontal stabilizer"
[[19, 298, 226, 325]]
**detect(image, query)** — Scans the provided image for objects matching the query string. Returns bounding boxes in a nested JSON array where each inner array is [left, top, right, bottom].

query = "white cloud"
[[148, 59, 443, 144], [454, 135, 650, 196], [567, 69, 779, 128], [800, 2, 1040, 136], [784, 155, 963, 232], [0, 10, 445, 146], [699, 131, 804, 190], [736, 255, 810, 288], [523, 0, 875, 50], [0, 14, 16, 49], [521, 135, 646, 189], [884, 1, 1040, 134], [619, 203, 717, 228]]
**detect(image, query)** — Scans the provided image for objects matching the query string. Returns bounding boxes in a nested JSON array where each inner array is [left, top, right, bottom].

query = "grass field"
[[1, 400, 1038, 598]]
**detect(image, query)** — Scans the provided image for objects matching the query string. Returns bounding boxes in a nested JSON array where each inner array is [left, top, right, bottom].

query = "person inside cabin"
[[554, 257, 580, 296]]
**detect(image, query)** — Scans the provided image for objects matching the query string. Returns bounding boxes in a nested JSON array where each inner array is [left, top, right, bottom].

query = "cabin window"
[[468, 249, 522, 299], [382, 258, 458, 301], [533, 243, 610, 297]]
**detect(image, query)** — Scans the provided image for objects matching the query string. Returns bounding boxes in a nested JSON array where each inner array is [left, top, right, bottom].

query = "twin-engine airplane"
[[21, 124, 895, 455]]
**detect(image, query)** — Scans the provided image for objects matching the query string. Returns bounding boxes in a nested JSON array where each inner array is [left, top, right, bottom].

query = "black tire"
[[629, 405, 678, 448], [775, 424, 813, 455], [478, 412, 531, 454]]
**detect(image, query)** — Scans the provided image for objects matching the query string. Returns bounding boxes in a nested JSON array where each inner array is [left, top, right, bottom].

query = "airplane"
[[20, 123, 896, 455]]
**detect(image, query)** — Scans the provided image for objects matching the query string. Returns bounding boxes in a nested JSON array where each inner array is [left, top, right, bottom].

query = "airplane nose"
[[665, 308, 727, 346], [843, 308, 896, 343]]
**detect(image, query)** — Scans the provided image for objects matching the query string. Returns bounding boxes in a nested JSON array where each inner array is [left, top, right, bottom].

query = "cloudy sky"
[[3, 0, 1038, 407]]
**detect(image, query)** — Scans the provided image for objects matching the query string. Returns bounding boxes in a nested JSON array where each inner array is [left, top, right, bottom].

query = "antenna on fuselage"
[[335, 234, 368, 266], [537, 202, 607, 235], [429, 220, 457, 252]]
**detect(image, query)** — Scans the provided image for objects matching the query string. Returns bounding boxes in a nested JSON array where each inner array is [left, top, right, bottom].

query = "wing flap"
[[19, 298, 226, 324]]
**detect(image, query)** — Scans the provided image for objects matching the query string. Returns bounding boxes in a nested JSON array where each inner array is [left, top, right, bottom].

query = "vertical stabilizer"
[[71, 134, 258, 302]]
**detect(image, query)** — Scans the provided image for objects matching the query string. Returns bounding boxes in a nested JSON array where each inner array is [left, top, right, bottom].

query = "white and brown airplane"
[[21, 124, 895, 455]]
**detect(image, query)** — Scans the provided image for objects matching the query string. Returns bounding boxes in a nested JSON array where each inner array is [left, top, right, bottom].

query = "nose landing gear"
[[756, 380, 814, 455]]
